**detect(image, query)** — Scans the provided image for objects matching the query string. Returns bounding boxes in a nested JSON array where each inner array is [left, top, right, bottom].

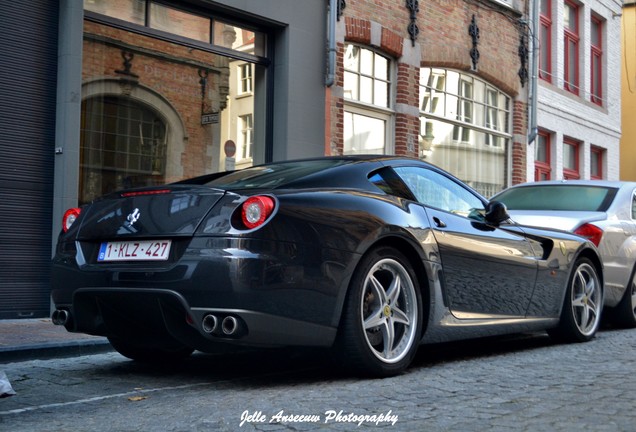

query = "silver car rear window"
[[496, 185, 618, 211]]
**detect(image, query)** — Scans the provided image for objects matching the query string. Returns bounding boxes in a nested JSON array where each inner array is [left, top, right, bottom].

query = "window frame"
[[590, 146, 603, 180], [238, 113, 254, 160], [343, 44, 395, 155], [590, 15, 603, 106], [343, 44, 392, 109], [343, 104, 393, 155], [535, 130, 552, 181], [563, 0, 580, 95], [539, 0, 552, 82], [238, 63, 253, 95], [563, 137, 581, 180]]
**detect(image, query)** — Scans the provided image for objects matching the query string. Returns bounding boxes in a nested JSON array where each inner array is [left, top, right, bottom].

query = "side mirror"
[[484, 200, 510, 225]]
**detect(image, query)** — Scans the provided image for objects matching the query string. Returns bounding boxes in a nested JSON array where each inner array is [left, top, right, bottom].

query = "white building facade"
[[531, 0, 622, 181]]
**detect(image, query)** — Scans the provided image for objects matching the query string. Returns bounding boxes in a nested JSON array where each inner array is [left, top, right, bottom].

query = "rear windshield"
[[496, 185, 617, 211], [204, 159, 349, 190]]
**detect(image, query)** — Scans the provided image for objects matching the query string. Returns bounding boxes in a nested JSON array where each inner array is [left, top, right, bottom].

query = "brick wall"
[[83, 20, 227, 181], [331, 0, 529, 185]]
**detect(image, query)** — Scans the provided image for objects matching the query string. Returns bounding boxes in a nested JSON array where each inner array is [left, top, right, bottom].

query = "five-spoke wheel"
[[336, 247, 423, 376], [549, 258, 602, 342]]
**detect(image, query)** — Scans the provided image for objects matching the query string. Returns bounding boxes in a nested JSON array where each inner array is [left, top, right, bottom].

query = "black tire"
[[108, 337, 194, 363], [335, 246, 423, 377], [611, 268, 636, 328], [548, 257, 602, 342]]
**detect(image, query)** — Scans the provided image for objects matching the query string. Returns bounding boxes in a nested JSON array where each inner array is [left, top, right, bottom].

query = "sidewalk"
[[0, 318, 111, 363]]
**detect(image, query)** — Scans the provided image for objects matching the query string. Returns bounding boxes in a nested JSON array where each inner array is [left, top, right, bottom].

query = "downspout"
[[528, 0, 539, 144], [326, 0, 337, 87]]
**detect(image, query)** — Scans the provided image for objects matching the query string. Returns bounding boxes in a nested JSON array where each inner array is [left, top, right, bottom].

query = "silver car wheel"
[[570, 262, 602, 337], [360, 258, 418, 364], [613, 271, 636, 328]]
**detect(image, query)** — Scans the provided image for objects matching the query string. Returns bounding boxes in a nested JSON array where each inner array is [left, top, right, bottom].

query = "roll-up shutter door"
[[0, 2, 59, 318]]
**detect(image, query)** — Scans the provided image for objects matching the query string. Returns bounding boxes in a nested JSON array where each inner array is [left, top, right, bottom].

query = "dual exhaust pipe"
[[51, 309, 71, 326], [201, 313, 244, 338]]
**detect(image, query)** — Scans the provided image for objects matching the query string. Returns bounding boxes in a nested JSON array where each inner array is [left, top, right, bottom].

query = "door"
[[394, 166, 538, 318]]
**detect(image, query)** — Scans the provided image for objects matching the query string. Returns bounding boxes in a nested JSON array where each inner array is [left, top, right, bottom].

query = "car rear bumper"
[[52, 287, 337, 350]]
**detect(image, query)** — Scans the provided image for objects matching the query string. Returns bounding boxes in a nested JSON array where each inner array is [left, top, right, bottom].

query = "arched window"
[[79, 96, 167, 204], [419, 68, 511, 197]]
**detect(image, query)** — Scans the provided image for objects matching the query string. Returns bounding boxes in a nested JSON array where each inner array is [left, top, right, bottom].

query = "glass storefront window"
[[419, 68, 511, 197], [84, 0, 145, 25], [149, 3, 210, 43], [81, 2, 269, 204]]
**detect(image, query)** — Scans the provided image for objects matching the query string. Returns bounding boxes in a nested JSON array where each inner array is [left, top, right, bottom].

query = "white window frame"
[[344, 105, 393, 155], [238, 114, 253, 160], [343, 44, 394, 155]]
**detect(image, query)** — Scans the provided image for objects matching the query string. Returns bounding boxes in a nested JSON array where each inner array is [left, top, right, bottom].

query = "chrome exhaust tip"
[[202, 314, 219, 334], [222, 316, 239, 336], [51, 309, 70, 326]]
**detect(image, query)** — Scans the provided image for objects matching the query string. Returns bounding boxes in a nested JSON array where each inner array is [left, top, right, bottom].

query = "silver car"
[[493, 180, 636, 328]]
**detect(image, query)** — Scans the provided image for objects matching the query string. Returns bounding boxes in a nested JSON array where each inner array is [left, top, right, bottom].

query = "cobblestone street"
[[1, 326, 635, 431]]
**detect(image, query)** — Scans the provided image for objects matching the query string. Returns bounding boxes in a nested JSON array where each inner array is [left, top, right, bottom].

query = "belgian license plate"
[[97, 240, 172, 262]]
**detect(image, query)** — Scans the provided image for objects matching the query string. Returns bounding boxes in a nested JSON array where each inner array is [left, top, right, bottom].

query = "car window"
[[203, 159, 349, 190], [393, 166, 485, 217], [496, 185, 617, 211], [632, 192, 636, 220]]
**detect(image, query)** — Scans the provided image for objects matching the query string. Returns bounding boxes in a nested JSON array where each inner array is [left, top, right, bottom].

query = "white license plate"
[[97, 240, 172, 262]]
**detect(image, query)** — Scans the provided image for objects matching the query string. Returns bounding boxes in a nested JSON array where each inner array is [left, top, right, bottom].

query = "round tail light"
[[241, 196, 275, 230], [62, 208, 81, 232]]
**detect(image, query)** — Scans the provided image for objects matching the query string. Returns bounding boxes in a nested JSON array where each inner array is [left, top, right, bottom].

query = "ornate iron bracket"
[[518, 34, 529, 87], [198, 68, 212, 115], [115, 50, 139, 78], [468, 15, 480, 70], [337, 0, 346, 20], [406, 0, 419, 47]]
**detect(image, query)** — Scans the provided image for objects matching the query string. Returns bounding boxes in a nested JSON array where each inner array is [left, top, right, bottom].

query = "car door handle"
[[433, 217, 447, 228]]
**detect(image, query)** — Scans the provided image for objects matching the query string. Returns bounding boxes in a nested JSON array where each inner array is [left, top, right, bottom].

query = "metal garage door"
[[0, 2, 59, 318]]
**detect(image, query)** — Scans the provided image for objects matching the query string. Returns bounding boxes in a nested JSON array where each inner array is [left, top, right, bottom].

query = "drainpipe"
[[325, 0, 337, 87], [528, 0, 539, 144]]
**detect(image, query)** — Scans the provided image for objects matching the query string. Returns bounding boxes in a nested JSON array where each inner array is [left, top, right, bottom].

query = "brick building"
[[331, 0, 531, 197], [0, 0, 622, 318]]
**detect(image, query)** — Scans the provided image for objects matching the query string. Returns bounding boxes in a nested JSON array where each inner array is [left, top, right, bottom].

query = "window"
[[535, 130, 551, 181], [590, 16, 603, 105], [590, 146, 603, 179], [343, 44, 392, 154], [82, 0, 271, 202], [539, 0, 552, 82], [344, 109, 388, 154], [419, 68, 511, 196], [563, 137, 580, 179], [238, 63, 253, 95], [84, 0, 266, 56], [344, 45, 390, 108], [80, 96, 167, 204], [563, 1, 579, 95], [149, 3, 210, 43], [496, 185, 617, 212], [394, 166, 485, 218], [239, 114, 253, 160]]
